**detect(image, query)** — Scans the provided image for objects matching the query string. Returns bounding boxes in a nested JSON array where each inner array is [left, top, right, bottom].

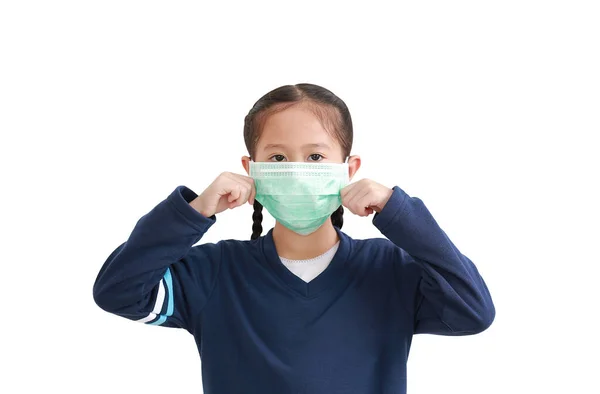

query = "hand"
[[190, 172, 256, 217], [341, 179, 393, 217]]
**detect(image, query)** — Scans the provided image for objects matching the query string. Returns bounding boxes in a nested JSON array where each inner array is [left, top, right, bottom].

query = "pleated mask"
[[249, 161, 349, 236]]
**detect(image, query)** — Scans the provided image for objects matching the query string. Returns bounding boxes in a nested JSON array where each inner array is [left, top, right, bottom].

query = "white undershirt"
[[279, 241, 340, 283]]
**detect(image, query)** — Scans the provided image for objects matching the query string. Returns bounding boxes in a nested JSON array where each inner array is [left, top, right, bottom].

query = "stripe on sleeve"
[[147, 268, 174, 326], [164, 267, 174, 316], [136, 312, 158, 324], [152, 277, 166, 314], [149, 315, 168, 326], [136, 278, 166, 324]]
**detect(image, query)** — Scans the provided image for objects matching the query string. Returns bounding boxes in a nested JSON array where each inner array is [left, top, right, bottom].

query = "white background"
[[1, 1, 598, 393]]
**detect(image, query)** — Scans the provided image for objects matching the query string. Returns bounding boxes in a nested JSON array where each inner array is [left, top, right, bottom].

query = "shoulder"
[[344, 235, 401, 268], [189, 237, 259, 255], [345, 235, 416, 269], [186, 237, 263, 266], [349, 235, 398, 254]]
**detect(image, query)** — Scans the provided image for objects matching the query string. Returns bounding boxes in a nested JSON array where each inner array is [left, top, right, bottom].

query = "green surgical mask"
[[249, 161, 350, 236]]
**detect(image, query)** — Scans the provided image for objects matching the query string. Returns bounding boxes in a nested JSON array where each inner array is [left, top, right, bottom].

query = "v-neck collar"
[[260, 227, 353, 298]]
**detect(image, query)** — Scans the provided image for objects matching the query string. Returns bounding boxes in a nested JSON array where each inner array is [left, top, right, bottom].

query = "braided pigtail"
[[330, 205, 344, 229], [251, 200, 264, 240]]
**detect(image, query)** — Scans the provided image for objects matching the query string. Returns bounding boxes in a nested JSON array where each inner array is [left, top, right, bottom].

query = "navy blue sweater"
[[93, 185, 495, 394]]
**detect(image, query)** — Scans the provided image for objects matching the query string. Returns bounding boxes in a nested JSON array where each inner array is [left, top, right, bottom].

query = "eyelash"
[[269, 154, 324, 162]]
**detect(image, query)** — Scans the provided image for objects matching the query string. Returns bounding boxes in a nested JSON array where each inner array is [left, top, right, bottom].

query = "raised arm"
[[93, 186, 221, 333], [374, 186, 495, 335]]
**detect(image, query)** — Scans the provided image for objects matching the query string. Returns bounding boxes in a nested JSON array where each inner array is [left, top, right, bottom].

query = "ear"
[[241, 155, 251, 175], [347, 155, 361, 180]]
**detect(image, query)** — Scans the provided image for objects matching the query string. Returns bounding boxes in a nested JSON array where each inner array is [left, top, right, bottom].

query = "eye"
[[308, 154, 323, 162], [269, 154, 286, 162]]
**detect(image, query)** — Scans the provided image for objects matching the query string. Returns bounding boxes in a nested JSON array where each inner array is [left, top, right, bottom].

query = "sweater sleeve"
[[93, 186, 221, 333], [373, 186, 495, 335]]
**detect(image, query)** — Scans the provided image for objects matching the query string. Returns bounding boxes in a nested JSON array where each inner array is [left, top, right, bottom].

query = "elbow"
[[470, 303, 495, 334], [93, 244, 128, 313], [461, 280, 496, 334], [466, 297, 496, 334], [93, 282, 111, 312], [93, 278, 121, 314], [475, 286, 496, 333], [447, 297, 496, 335]]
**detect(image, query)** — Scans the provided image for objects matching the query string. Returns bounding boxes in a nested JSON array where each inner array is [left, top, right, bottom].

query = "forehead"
[[256, 104, 338, 151]]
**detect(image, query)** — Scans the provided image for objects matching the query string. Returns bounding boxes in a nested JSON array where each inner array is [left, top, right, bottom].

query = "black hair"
[[251, 200, 264, 241], [244, 83, 353, 240]]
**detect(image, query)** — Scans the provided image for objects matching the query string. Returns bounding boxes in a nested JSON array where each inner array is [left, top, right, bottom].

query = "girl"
[[93, 83, 495, 394]]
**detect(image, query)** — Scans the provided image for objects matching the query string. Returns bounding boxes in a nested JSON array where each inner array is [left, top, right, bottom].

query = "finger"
[[227, 184, 241, 203], [228, 175, 252, 202], [239, 183, 252, 207], [223, 172, 252, 193], [356, 193, 377, 217], [351, 188, 372, 216], [340, 182, 358, 199], [341, 183, 361, 208], [232, 183, 252, 208], [342, 184, 365, 213], [232, 173, 254, 187], [237, 175, 255, 205], [356, 194, 375, 216]]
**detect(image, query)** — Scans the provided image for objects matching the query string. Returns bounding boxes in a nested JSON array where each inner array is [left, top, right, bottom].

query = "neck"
[[272, 220, 339, 260]]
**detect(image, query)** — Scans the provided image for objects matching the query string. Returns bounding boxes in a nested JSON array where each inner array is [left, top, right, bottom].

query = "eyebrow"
[[263, 143, 331, 150]]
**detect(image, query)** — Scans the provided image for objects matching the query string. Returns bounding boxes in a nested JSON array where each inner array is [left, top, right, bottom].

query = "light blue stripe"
[[164, 267, 174, 316], [150, 315, 167, 325], [146, 268, 174, 326]]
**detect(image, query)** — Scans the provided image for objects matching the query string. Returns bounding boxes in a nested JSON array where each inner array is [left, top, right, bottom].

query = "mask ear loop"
[[248, 157, 256, 177], [343, 156, 351, 183]]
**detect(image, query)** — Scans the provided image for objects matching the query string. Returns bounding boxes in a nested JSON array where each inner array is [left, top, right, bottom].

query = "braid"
[[251, 200, 264, 240], [331, 205, 344, 229]]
